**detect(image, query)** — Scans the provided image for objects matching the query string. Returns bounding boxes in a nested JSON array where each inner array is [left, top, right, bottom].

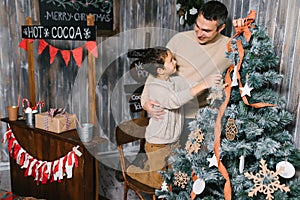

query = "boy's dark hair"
[[198, 1, 228, 28], [141, 47, 169, 76]]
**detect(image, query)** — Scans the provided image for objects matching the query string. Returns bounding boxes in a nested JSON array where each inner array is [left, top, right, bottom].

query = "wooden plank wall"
[[0, 0, 299, 158]]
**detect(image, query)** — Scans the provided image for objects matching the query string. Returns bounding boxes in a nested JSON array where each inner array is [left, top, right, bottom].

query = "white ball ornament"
[[192, 178, 205, 195], [276, 161, 295, 179]]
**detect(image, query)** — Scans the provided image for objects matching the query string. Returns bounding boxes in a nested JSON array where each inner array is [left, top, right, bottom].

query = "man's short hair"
[[198, 1, 228, 27]]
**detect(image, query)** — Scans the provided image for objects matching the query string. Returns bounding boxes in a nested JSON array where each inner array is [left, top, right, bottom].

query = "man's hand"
[[143, 100, 165, 120]]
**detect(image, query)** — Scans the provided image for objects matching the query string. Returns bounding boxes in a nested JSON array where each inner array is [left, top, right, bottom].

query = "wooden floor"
[[0, 164, 10, 192], [0, 161, 153, 200]]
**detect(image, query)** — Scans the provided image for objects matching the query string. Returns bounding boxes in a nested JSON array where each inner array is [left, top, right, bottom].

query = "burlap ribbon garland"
[[213, 10, 277, 200], [190, 170, 198, 199]]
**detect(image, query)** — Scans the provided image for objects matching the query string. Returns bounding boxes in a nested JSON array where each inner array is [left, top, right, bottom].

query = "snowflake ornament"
[[207, 79, 225, 105], [185, 129, 204, 155], [244, 159, 290, 200], [173, 171, 190, 189], [185, 141, 200, 154]]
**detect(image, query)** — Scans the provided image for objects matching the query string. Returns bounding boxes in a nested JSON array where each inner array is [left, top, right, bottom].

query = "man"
[[141, 1, 239, 145]]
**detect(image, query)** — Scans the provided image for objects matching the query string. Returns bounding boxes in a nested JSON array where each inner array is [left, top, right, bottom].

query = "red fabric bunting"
[[8, 138, 16, 155], [42, 163, 51, 184], [19, 39, 97, 67], [72, 47, 83, 67], [85, 41, 98, 58], [19, 39, 34, 50], [60, 50, 71, 67], [19, 152, 25, 166], [49, 45, 59, 64], [13, 144, 21, 160], [38, 39, 48, 55], [67, 151, 79, 167], [19, 39, 28, 50], [2, 129, 82, 185]]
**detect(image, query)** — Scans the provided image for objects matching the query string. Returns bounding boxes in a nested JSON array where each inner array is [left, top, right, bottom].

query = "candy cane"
[[22, 98, 30, 109], [36, 100, 45, 112]]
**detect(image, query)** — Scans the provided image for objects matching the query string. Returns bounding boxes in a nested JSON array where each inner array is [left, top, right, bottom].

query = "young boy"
[[127, 47, 222, 189]]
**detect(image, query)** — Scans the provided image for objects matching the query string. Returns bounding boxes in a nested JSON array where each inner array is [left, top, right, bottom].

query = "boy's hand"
[[203, 74, 223, 89]]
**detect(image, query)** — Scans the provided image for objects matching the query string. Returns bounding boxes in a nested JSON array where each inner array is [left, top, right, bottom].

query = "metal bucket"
[[25, 112, 36, 127], [78, 123, 94, 143]]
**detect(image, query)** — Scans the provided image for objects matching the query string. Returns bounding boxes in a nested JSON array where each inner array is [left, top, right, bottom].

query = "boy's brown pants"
[[127, 141, 177, 189]]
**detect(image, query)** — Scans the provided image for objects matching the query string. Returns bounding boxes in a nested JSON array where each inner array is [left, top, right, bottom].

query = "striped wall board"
[[0, 0, 299, 153]]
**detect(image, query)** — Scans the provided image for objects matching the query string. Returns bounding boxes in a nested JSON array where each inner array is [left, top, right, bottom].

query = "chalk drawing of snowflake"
[[23, 29, 28, 36], [44, 28, 50, 37], [83, 28, 91, 39], [244, 159, 290, 200]]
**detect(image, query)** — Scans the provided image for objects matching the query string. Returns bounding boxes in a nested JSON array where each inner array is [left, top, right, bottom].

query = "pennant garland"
[[2, 128, 82, 185], [49, 45, 59, 64], [72, 46, 83, 67], [19, 38, 34, 51], [61, 50, 71, 66], [19, 39, 98, 68], [38, 39, 48, 54]]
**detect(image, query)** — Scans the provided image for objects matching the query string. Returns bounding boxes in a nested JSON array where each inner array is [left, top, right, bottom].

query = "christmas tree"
[[156, 11, 300, 200]]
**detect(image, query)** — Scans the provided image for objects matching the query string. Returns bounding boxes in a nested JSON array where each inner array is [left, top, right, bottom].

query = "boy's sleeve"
[[140, 74, 155, 107], [150, 82, 193, 110]]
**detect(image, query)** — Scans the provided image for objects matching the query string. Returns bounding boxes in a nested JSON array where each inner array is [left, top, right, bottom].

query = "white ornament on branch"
[[192, 178, 206, 195], [231, 65, 239, 86], [239, 155, 245, 173], [240, 74, 253, 97], [276, 160, 295, 179], [161, 180, 168, 191], [207, 154, 218, 168]]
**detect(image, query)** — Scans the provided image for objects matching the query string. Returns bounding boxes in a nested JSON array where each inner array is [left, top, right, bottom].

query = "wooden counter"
[[1, 118, 98, 200]]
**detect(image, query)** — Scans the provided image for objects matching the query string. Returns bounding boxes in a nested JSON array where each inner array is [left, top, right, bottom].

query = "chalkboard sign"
[[39, 0, 119, 36], [21, 25, 96, 41], [129, 60, 149, 83], [124, 84, 145, 113], [127, 48, 151, 83]]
